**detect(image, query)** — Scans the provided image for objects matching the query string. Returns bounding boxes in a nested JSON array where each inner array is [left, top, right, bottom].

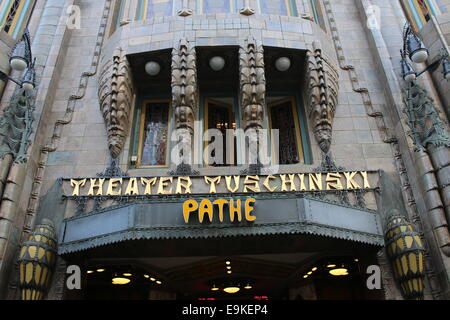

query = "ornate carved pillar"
[[98, 48, 134, 160], [403, 81, 450, 256], [171, 38, 197, 174], [239, 37, 266, 173], [304, 40, 339, 156]]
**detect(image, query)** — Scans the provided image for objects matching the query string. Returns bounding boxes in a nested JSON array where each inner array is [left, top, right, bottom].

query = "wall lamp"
[[401, 23, 450, 83], [0, 29, 36, 92]]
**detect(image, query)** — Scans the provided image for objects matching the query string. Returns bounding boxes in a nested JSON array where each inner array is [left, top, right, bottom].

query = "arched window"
[[258, 0, 298, 17], [400, 0, 448, 31], [136, 0, 173, 20], [0, 0, 35, 39]]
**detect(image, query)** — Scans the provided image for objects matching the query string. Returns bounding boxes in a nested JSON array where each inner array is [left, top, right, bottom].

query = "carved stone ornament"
[[0, 88, 35, 163], [239, 36, 266, 131], [172, 38, 197, 134], [305, 40, 339, 154], [171, 38, 198, 171], [178, 0, 193, 16], [402, 81, 450, 152], [98, 48, 134, 159]]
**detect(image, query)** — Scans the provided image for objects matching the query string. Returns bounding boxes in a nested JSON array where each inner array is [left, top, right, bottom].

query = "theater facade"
[[0, 0, 449, 300]]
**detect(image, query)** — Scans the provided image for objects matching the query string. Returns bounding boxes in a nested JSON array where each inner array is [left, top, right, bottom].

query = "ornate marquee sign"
[[62, 171, 378, 224], [67, 171, 374, 197]]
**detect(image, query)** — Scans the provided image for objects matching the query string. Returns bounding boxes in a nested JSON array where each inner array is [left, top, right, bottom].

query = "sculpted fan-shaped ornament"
[[98, 48, 134, 159], [304, 41, 339, 154]]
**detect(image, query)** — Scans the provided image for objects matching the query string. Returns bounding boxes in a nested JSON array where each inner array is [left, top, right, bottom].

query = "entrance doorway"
[[63, 234, 384, 300]]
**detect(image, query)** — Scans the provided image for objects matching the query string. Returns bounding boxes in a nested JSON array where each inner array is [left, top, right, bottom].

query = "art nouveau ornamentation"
[[98, 48, 134, 159], [239, 37, 266, 132], [385, 214, 425, 300], [17, 219, 57, 300], [403, 81, 450, 151], [304, 41, 339, 154], [171, 38, 197, 168]]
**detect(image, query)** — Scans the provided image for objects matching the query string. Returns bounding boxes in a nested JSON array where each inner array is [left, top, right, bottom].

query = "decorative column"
[[98, 48, 134, 161], [304, 40, 339, 158], [239, 36, 266, 174], [403, 81, 450, 256], [171, 38, 198, 175], [0, 88, 35, 298]]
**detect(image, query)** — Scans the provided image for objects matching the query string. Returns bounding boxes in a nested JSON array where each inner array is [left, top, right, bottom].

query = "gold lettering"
[[199, 199, 214, 223], [183, 200, 198, 223], [141, 177, 157, 195], [70, 179, 86, 196], [106, 178, 123, 196], [157, 177, 173, 194], [88, 178, 105, 196], [344, 172, 361, 189], [225, 176, 240, 193], [297, 174, 307, 191], [309, 173, 323, 191], [125, 178, 139, 195], [326, 173, 343, 190], [245, 198, 256, 222], [229, 199, 242, 222], [244, 176, 261, 193], [213, 199, 228, 222], [281, 174, 297, 192], [176, 177, 192, 194], [263, 175, 278, 192], [360, 171, 371, 189], [205, 176, 221, 193]]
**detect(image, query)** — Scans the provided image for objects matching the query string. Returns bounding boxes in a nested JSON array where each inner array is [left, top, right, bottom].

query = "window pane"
[[203, 0, 231, 14], [206, 101, 236, 166], [270, 100, 300, 165], [140, 102, 169, 167], [143, 0, 173, 19], [260, 0, 288, 16]]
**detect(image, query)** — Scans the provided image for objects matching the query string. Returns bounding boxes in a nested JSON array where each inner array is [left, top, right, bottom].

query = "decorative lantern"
[[17, 219, 57, 300], [385, 215, 425, 300]]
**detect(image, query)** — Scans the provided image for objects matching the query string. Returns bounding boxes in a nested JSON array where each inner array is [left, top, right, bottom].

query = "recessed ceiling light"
[[329, 268, 349, 276], [123, 273, 132, 277], [223, 286, 240, 294], [96, 269, 105, 273], [112, 277, 131, 285]]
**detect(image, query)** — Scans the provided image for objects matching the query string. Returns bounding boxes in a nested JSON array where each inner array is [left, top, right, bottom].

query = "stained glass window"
[[137, 0, 173, 20], [138, 101, 170, 167], [269, 98, 303, 165], [400, 0, 447, 31], [259, 0, 298, 16], [0, 0, 34, 39], [205, 99, 237, 166]]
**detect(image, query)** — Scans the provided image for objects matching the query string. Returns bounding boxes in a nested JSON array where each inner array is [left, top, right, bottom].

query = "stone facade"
[[0, 0, 448, 300]]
